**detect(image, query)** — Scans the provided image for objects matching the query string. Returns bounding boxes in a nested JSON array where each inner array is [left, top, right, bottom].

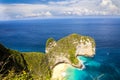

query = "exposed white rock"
[[75, 40, 95, 57], [46, 41, 57, 53]]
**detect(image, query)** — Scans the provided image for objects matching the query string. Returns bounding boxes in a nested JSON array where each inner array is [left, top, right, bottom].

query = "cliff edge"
[[46, 34, 95, 80], [0, 33, 95, 80]]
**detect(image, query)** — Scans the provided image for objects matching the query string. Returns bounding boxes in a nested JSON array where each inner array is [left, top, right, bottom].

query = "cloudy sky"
[[0, 0, 120, 20]]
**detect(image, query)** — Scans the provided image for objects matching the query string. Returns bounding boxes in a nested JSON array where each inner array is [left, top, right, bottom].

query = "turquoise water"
[[66, 48, 120, 80], [66, 56, 100, 80], [0, 18, 120, 79]]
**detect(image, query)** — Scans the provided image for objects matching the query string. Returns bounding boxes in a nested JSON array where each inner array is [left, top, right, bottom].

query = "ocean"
[[0, 18, 120, 80]]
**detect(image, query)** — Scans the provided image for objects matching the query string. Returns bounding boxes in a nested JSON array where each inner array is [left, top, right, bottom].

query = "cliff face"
[[0, 33, 96, 80], [46, 34, 95, 69]]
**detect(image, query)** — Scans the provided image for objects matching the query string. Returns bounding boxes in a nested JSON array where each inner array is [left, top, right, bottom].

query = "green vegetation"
[[23, 52, 51, 79], [46, 38, 56, 47], [0, 43, 29, 79], [0, 44, 50, 80], [0, 33, 95, 80]]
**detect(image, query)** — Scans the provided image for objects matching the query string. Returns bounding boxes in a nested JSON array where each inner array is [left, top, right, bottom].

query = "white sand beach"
[[51, 63, 72, 80]]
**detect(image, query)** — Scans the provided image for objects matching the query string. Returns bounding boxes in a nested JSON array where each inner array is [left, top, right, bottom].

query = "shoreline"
[[51, 63, 72, 80], [51, 60, 85, 80]]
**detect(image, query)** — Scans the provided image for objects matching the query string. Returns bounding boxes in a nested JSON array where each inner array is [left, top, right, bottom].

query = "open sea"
[[0, 18, 120, 80]]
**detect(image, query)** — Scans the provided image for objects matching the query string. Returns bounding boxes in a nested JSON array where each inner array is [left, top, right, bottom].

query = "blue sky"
[[0, 0, 120, 20]]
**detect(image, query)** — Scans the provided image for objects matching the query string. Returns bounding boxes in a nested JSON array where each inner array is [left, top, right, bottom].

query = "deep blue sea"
[[0, 18, 120, 80]]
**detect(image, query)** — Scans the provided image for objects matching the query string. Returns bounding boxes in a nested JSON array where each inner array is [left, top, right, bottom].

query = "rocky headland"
[[0, 33, 95, 80]]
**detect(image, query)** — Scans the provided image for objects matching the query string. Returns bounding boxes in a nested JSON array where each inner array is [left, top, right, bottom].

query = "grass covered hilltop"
[[0, 33, 95, 80]]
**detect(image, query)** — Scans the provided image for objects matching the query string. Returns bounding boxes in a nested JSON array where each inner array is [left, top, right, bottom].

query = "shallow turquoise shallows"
[[66, 49, 120, 80]]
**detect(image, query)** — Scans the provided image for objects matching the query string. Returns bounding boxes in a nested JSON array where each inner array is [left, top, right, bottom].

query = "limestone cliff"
[[46, 34, 95, 69]]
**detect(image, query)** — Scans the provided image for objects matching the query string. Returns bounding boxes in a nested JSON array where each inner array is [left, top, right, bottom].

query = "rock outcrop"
[[46, 34, 95, 69]]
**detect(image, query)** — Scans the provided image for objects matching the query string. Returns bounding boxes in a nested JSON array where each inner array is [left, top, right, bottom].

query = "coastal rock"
[[0, 33, 96, 80], [46, 38, 57, 53], [46, 34, 95, 69], [45, 34, 95, 80], [75, 38, 95, 57]]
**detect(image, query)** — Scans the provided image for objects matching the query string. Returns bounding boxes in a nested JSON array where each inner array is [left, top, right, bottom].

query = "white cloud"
[[0, 0, 120, 20], [100, 0, 118, 10], [0, 4, 53, 20], [0, 5, 11, 20]]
